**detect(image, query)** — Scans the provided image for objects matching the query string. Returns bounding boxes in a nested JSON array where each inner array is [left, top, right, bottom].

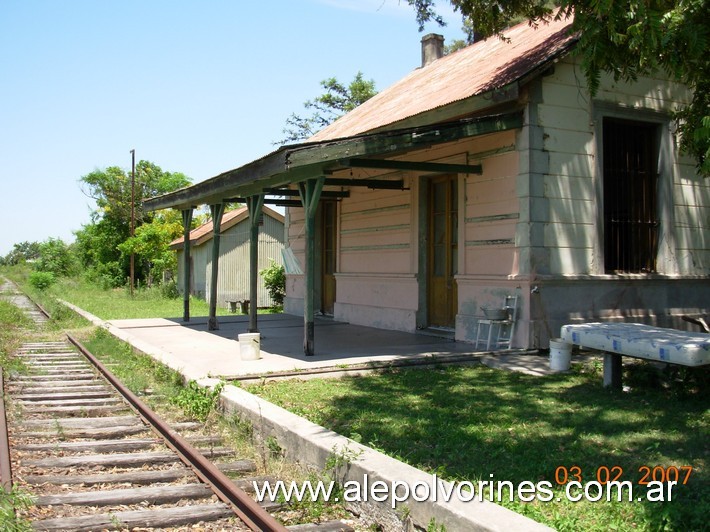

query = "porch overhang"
[[143, 110, 523, 212], [146, 110, 524, 355]]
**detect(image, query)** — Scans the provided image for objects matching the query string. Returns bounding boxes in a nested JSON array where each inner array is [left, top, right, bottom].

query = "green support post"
[[208, 203, 225, 331], [247, 195, 265, 333], [298, 177, 325, 356], [181, 208, 193, 322]]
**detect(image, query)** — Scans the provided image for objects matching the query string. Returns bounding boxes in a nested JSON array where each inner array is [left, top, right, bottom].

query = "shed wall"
[[178, 214, 285, 309]]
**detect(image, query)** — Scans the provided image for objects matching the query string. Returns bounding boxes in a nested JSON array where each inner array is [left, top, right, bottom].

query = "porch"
[[106, 313, 544, 382]]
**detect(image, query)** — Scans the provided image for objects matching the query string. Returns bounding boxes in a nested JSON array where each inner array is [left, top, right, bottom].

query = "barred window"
[[602, 118, 659, 273]]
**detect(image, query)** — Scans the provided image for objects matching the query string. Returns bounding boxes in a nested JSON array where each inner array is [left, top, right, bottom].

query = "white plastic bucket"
[[549, 338, 572, 371], [238, 333, 261, 361]]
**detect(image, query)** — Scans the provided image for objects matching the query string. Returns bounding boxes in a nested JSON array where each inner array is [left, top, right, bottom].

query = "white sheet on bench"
[[560, 322, 710, 367]]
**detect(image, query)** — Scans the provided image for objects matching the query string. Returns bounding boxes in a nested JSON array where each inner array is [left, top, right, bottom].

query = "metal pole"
[[130, 149, 136, 296]]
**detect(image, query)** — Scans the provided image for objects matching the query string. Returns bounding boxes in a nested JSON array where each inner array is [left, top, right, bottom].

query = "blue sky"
[[0, 0, 462, 256]]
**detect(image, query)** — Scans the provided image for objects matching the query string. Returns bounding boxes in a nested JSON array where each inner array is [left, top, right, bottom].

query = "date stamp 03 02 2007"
[[554, 465, 694, 486]]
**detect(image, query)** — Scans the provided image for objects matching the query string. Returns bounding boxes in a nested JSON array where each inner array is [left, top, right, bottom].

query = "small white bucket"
[[549, 338, 572, 371], [238, 333, 261, 361]]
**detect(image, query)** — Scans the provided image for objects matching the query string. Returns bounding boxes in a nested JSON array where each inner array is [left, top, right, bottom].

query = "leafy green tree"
[[407, 0, 710, 175], [76, 161, 191, 287], [2, 241, 41, 265], [277, 72, 377, 144], [118, 209, 184, 286], [34, 238, 76, 277], [74, 214, 128, 288], [80, 160, 191, 226]]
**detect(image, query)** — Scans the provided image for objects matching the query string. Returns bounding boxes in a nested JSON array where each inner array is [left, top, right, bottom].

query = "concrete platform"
[[60, 301, 567, 382], [107, 313, 483, 381]]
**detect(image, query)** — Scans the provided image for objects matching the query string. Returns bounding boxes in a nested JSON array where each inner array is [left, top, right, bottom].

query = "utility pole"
[[130, 149, 135, 297]]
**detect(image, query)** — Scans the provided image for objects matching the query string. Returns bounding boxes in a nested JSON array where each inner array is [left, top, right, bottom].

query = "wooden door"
[[427, 176, 458, 327], [321, 201, 337, 315]]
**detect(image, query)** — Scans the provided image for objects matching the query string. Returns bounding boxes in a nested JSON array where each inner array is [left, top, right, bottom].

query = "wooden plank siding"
[[339, 187, 412, 274]]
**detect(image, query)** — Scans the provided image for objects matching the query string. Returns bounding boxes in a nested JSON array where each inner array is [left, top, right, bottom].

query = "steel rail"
[[66, 333, 287, 532], [34, 301, 51, 319], [0, 371, 13, 491]]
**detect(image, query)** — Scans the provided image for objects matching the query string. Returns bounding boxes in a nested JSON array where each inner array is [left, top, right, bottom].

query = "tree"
[[2, 241, 41, 265], [76, 161, 191, 287], [34, 238, 76, 277], [407, 0, 710, 176], [74, 213, 129, 288], [118, 209, 184, 286], [80, 160, 191, 227], [277, 72, 377, 144]]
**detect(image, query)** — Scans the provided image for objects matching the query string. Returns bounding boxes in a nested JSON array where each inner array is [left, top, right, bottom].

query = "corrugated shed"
[[310, 15, 576, 142], [171, 206, 281, 249], [174, 206, 285, 307], [207, 212, 285, 307]]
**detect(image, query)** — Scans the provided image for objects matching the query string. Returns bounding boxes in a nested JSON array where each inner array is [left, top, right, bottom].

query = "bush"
[[160, 279, 180, 299], [259, 260, 285, 307], [34, 238, 76, 277], [28, 271, 55, 291]]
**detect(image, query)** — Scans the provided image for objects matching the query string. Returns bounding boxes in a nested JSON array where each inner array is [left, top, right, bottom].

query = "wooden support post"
[[298, 177, 325, 356], [181, 208, 193, 322], [603, 352, 623, 390], [208, 203, 226, 331], [246, 195, 264, 333]]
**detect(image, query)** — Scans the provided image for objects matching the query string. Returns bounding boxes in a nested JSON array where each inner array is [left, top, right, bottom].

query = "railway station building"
[[145, 15, 710, 353]]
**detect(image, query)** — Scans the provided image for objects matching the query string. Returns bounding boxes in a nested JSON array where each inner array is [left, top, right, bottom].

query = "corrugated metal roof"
[[169, 205, 284, 249], [310, 15, 576, 142]]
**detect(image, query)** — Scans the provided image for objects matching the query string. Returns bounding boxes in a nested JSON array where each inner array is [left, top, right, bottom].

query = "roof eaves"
[[148, 111, 524, 213]]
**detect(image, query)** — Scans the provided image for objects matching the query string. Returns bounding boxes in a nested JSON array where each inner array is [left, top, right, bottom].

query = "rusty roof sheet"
[[310, 15, 576, 142]]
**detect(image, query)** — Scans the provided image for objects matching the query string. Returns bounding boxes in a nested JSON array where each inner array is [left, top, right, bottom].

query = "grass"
[[4, 268, 707, 529], [51, 278, 282, 320], [42, 277, 225, 320], [245, 361, 709, 531], [0, 486, 34, 532], [2, 268, 278, 321], [0, 300, 33, 375]]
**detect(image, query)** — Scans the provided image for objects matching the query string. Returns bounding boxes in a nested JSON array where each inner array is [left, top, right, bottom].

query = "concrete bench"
[[560, 322, 710, 389], [226, 300, 249, 314]]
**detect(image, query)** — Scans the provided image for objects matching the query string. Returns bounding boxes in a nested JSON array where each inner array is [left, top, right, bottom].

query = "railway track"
[[1, 281, 357, 531]]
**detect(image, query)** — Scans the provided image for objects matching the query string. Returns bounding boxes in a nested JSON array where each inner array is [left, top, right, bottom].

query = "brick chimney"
[[421, 33, 444, 67]]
